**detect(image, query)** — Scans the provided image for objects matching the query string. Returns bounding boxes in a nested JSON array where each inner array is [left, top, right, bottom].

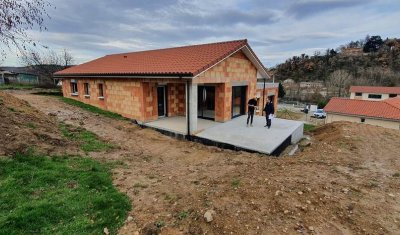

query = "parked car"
[[313, 109, 326, 119]]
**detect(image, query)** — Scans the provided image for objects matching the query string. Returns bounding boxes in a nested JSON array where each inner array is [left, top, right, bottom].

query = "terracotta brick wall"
[[256, 87, 279, 116], [62, 78, 147, 121], [195, 50, 258, 122], [142, 82, 158, 121], [167, 83, 186, 116], [215, 83, 232, 122]]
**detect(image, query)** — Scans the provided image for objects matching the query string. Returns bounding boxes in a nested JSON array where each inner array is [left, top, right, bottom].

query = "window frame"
[[84, 82, 90, 97], [70, 81, 78, 96], [368, 94, 382, 99], [98, 83, 104, 99]]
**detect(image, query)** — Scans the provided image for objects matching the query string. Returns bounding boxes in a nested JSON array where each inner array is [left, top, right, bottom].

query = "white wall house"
[[349, 86, 400, 101]]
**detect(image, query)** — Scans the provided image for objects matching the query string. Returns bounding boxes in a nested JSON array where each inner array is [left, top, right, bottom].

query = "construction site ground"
[[2, 90, 400, 235]]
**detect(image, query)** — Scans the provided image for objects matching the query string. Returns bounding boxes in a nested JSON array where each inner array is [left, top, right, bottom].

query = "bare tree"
[[328, 70, 352, 97], [20, 48, 74, 85], [0, 0, 51, 57]]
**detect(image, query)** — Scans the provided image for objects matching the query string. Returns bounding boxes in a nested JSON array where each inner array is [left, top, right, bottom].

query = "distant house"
[[299, 81, 323, 89], [349, 86, 400, 101], [324, 97, 400, 130], [54, 39, 273, 135], [0, 67, 39, 85]]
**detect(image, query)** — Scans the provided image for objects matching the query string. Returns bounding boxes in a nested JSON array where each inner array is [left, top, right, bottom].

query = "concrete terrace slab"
[[195, 116, 304, 155], [144, 116, 218, 135]]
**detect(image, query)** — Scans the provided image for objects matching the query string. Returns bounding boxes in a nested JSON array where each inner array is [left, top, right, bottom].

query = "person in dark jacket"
[[264, 98, 275, 129], [247, 96, 258, 127]]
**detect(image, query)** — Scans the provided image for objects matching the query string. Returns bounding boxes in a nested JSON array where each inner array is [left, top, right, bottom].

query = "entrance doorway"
[[157, 86, 167, 117], [198, 86, 215, 120], [232, 86, 247, 118]]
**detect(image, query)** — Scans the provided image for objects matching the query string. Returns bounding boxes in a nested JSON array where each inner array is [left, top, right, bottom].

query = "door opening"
[[197, 86, 215, 120], [157, 86, 167, 117], [232, 86, 247, 118]]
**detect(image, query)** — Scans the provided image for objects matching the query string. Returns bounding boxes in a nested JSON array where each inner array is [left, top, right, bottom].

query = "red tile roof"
[[324, 97, 400, 120], [55, 39, 266, 77], [350, 86, 400, 94]]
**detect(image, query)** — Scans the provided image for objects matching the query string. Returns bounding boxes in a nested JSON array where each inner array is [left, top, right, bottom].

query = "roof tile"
[[324, 97, 400, 120], [55, 39, 257, 77]]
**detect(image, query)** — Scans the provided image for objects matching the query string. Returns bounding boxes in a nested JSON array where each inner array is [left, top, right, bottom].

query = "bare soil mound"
[[0, 91, 69, 155]]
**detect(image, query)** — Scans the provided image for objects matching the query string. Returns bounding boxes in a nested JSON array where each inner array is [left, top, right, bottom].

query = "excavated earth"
[[3, 90, 400, 235]]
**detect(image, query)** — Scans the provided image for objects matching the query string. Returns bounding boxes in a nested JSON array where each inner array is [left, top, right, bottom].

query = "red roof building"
[[325, 97, 400, 129], [349, 86, 400, 101], [55, 39, 272, 135]]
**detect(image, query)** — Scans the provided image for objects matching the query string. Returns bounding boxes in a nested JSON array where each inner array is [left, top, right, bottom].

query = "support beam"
[[186, 81, 198, 135]]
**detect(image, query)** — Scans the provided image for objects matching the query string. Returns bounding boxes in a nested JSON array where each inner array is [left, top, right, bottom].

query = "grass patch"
[[393, 172, 400, 178], [177, 211, 189, 220], [155, 220, 165, 228], [32, 91, 63, 96], [231, 178, 240, 188], [133, 183, 148, 189], [60, 123, 114, 152], [0, 84, 36, 90], [60, 97, 126, 120], [26, 122, 37, 129], [0, 152, 131, 235], [304, 123, 317, 132]]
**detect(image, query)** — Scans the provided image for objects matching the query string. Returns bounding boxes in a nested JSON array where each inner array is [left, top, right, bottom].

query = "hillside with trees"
[[273, 36, 400, 100]]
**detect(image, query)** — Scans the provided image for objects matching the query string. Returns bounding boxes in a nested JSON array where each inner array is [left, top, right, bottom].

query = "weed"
[[60, 97, 126, 120], [59, 123, 114, 152], [231, 178, 240, 188], [155, 220, 165, 228], [133, 183, 148, 189], [7, 107, 16, 112], [392, 172, 400, 177], [177, 210, 189, 220], [304, 124, 317, 132], [164, 193, 177, 202], [26, 122, 37, 129], [0, 152, 131, 234]]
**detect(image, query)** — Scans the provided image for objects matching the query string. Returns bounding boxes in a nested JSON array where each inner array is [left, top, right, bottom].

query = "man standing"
[[264, 98, 275, 129], [247, 96, 257, 127]]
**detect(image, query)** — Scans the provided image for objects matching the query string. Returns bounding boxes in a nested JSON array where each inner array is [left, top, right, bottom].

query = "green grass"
[[60, 123, 114, 152], [26, 122, 37, 129], [177, 210, 189, 220], [231, 178, 240, 188], [59, 97, 126, 120], [0, 152, 131, 235], [304, 123, 317, 132], [0, 84, 36, 90], [32, 91, 63, 96]]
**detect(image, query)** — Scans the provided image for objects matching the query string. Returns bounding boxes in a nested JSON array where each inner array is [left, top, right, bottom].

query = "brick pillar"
[[215, 83, 232, 122]]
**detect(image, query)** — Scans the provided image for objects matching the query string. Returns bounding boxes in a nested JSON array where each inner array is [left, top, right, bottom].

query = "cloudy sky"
[[2, 0, 400, 68]]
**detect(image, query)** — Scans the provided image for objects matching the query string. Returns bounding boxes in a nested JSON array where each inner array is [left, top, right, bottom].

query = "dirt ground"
[[5, 90, 400, 235]]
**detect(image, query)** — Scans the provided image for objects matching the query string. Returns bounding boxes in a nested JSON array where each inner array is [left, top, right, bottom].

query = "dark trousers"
[[266, 115, 272, 127], [247, 111, 254, 124]]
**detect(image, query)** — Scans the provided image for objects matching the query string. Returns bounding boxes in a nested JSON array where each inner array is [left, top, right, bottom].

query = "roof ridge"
[[107, 39, 248, 56]]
